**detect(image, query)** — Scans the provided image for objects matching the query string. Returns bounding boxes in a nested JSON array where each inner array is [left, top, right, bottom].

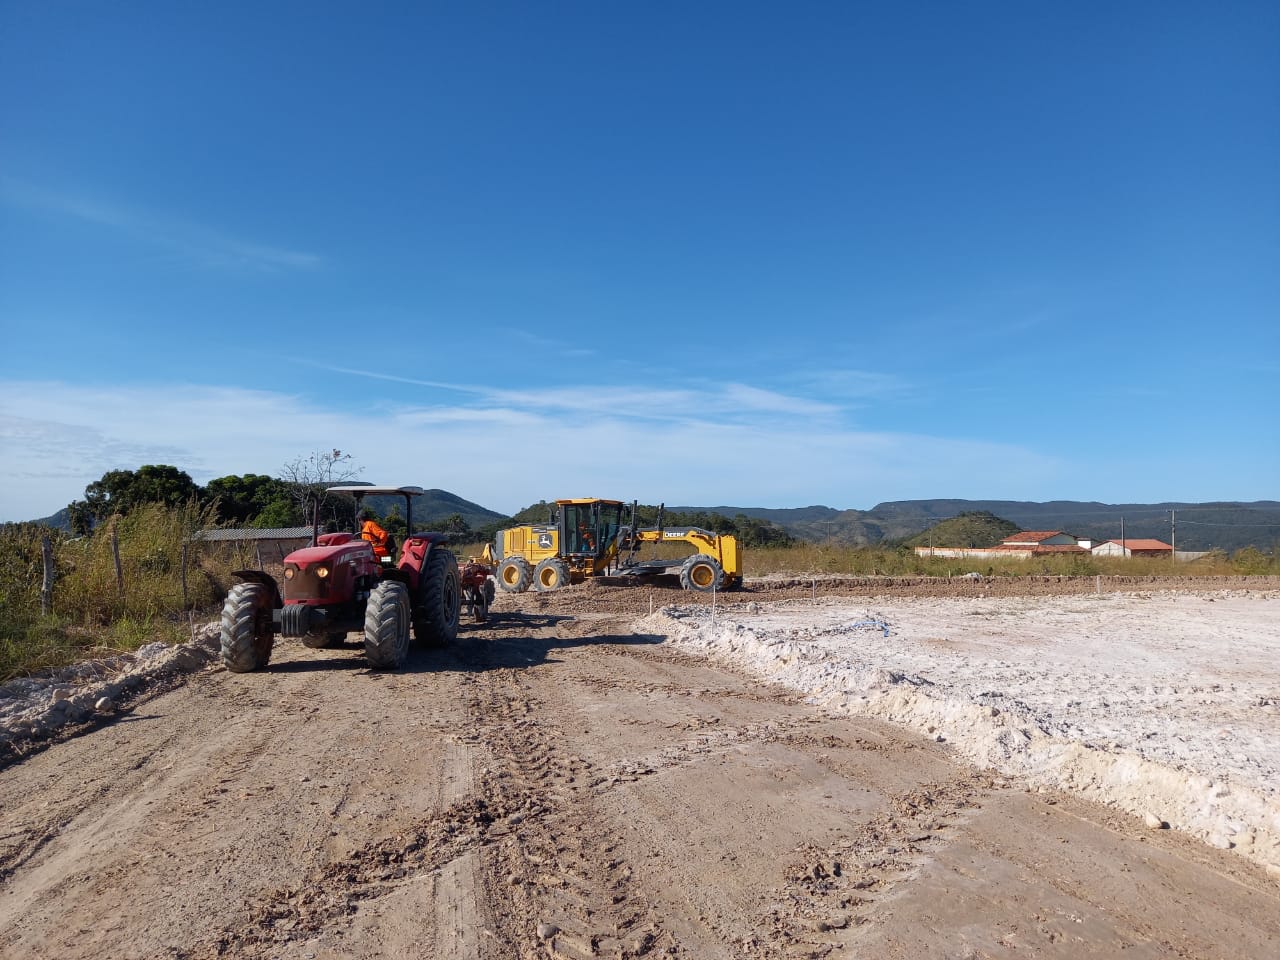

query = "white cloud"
[[0, 176, 321, 272], [0, 379, 1062, 522], [305, 362, 840, 423]]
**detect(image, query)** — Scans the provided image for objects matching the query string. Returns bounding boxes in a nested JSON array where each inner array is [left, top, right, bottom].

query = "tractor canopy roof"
[[328, 485, 425, 497], [555, 497, 625, 506]]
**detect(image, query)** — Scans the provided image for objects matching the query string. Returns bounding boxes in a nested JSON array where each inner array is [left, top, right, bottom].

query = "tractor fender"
[[398, 534, 452, 577], [231, 570, 283, 608]]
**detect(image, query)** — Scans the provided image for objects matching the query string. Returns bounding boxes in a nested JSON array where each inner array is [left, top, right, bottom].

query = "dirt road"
[[2, 585, 1278, 958]]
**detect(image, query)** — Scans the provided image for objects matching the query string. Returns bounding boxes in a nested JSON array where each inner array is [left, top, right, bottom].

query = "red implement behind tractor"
[[459, 559, 496, 623], [219, 485, 461, 672]]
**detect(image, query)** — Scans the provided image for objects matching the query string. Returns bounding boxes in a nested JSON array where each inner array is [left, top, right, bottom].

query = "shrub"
[[1, 501, 229, 681]]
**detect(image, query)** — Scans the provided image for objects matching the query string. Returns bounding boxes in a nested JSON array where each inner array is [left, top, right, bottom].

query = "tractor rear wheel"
[[680, 554, 725, 593], [414, 548, 461, 647], [533, 557, 570, 592], [364, 580, 410, 669], [497, 556, 532, 593], [220, 582, 275, 672]]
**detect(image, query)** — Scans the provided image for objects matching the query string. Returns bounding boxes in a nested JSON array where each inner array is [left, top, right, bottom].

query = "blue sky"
[[2, 1, 1277, 522]]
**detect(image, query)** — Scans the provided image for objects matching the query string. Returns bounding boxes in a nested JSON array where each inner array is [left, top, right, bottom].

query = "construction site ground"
[[2, 575, 1278, 959]]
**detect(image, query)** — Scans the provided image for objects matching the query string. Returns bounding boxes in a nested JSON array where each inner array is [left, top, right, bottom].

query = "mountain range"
[[670, 499, 1280, 552]]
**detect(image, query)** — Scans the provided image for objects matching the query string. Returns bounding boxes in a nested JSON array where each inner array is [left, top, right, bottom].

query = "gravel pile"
[[0, 623, 221, 765]]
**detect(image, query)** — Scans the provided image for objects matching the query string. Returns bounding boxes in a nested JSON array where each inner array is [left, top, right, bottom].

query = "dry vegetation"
[[2, 508, 1275, 682]]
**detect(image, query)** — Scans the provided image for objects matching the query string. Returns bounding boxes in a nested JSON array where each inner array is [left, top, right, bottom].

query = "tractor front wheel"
[[414, 548, 461, 647], [220, 582, 275, 673], [533, 557, 570, 592], [497, 556, 532, 593], [364, 580, 410, 669], [680, 554, 725, 593]]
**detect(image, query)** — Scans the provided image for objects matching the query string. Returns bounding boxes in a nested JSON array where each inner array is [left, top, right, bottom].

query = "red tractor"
[[219, 485, 461, 672]]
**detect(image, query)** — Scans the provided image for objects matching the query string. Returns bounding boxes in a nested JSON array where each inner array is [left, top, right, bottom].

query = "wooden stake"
[[40, 534, 55, 616]]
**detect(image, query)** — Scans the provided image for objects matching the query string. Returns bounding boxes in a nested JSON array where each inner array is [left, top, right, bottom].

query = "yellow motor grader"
[[492, 498, 743, 594]]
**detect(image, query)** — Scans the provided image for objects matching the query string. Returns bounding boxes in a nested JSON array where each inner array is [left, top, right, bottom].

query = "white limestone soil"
[[643, 589, 1280, 872]]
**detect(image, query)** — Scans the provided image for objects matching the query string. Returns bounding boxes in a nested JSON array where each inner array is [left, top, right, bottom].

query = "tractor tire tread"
[[220, 582, 274, 673], [414, 548, 461, 647], [364, 580, 410, 669]]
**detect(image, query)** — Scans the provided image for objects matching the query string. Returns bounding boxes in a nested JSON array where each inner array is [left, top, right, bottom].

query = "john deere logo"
[[538, 533, 553, 548]]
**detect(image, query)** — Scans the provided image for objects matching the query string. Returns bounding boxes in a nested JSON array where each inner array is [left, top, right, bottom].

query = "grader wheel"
[[533, 558, 570, 592], [497, 556, 532, 593]]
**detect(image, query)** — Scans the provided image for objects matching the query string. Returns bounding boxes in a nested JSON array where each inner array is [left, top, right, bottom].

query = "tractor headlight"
[[284, 566, 296, 580], [315, 565, 330, 579]]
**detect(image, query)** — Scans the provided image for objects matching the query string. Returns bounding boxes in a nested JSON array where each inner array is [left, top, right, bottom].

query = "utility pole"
[[1171, 509, 1177, 563], [1120, 516, 1125, 558]]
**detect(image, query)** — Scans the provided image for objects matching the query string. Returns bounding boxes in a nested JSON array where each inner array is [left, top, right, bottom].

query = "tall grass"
[[746, 543, 1278, 578], [1, 501, 236, 681]]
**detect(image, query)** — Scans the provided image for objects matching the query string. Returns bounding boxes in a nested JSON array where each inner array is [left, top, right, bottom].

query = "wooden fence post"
[[40, 534, 55, 616], [111, 518, 124, 597]]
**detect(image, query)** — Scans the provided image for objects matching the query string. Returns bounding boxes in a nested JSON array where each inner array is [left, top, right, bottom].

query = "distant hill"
[[672, 500, 1280, 552], [313, 488, 505, 531], [403, 488, 506, 529], [36, 507, 71, 531], [902, 511, 1020, 549]]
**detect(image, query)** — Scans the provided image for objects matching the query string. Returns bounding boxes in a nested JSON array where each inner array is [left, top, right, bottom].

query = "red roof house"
[[1091, 539, 1174, 558]]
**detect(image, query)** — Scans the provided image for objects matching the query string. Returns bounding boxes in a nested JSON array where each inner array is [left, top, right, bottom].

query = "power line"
[[1173, 518, 1280, 527]]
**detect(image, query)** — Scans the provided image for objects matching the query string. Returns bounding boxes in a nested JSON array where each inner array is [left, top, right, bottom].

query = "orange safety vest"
[[361, 520, 390, 557]]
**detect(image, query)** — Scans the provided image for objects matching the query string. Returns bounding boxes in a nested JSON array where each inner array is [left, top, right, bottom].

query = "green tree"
[[1231, 546, 1275, 574], [731, 513, 797, 548], [75, 465, 202, 524], [66, 500, 95, 537], [381, 505, 407, 537], [903, 511, 1020, 549], [204, 473, 295, 525], [439, 513, 470, 535], [250, 499, 304, 529]]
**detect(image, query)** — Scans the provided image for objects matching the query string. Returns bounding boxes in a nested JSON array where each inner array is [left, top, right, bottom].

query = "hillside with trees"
[[902, 511, 1020, 549], [676, 499, 1280, 552]]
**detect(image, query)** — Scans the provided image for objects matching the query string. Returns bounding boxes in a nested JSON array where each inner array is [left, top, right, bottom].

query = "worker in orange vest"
[[359, 509, 392, 560]]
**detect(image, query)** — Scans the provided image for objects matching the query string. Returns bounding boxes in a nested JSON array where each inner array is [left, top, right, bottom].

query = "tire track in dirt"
[[558, 642, 998, 958], [455, 635, 673, 960], [763, 771, 999, 957], [175, 793, 513, 959]]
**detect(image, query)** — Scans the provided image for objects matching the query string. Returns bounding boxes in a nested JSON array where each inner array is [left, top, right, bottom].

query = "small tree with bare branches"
[[278, 449, 363, 527]]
